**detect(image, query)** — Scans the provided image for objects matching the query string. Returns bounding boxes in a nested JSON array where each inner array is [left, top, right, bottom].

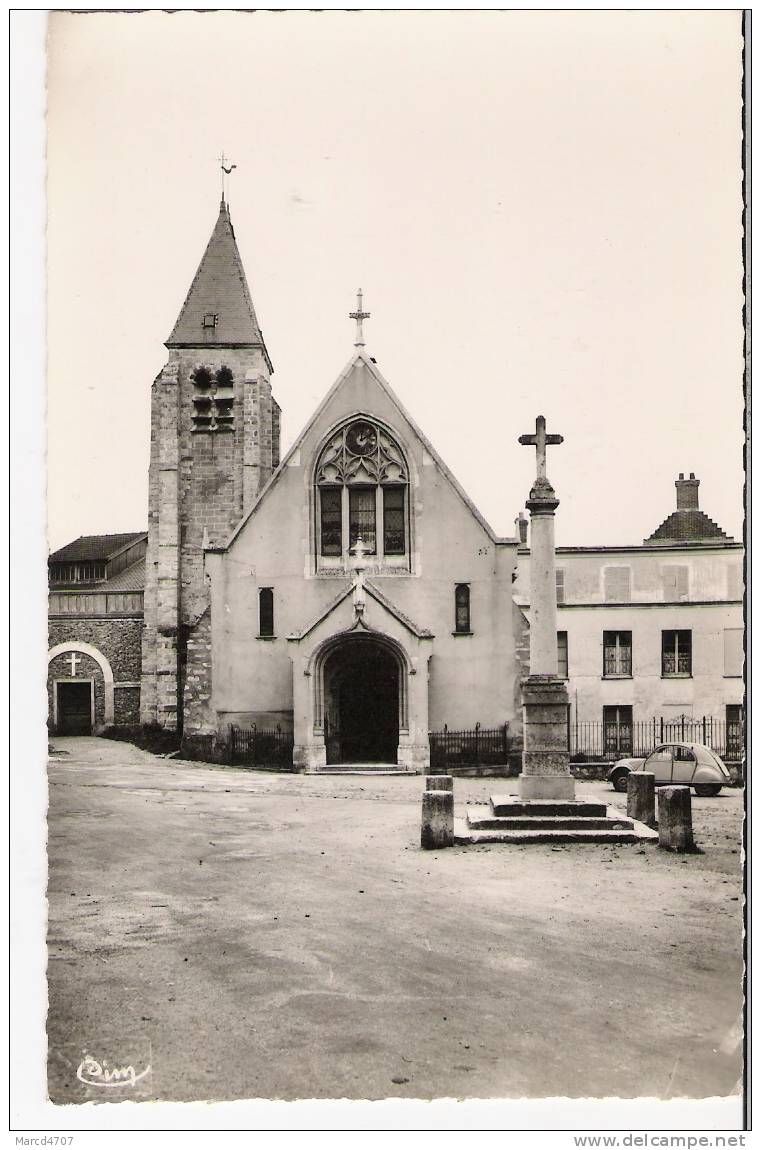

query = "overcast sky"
[[46, 10, 745, 552]]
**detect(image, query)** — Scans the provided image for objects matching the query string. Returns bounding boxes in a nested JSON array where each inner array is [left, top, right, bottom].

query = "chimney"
[[675, 472, 700, 510], [515, 513, 528, 545]]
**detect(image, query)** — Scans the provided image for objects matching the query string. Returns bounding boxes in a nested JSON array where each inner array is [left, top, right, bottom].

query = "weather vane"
[[218, 152, 237, 203]]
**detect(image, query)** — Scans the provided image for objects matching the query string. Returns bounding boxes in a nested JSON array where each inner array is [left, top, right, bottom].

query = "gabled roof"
[[644, 510, 733, 545], [49, 532, 147, 563], [166, 200, 272, 369], [221, 351, 518, 550], [98, 557, 145, 592]]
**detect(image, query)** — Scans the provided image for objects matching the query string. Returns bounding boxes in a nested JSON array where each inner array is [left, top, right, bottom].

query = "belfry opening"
[[323, 636, 400, 765]]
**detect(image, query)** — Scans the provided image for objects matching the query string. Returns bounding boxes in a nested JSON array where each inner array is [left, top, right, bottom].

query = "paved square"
[[47, 738, 743, 1103]]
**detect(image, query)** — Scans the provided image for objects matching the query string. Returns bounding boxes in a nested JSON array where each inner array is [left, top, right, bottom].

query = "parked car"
[[607, 742, 731, 797]]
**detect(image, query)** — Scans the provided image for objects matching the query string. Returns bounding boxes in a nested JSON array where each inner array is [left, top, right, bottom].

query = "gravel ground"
[[46, 737, 744, 1105]]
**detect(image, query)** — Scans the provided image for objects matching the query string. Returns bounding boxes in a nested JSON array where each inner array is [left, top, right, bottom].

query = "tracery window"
[[315, 419, 409, 563]]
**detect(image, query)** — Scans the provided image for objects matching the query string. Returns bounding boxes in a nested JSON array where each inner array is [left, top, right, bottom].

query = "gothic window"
[[319, 488, 342, 556], [662, 629, 692, 676], [603, 631, 632, 677], [349, 488, 376, 553], [258, 588, 274, 637], [454, 584, 471, 634], [315, 418, 410, 563], [191, 364, 234, 432]]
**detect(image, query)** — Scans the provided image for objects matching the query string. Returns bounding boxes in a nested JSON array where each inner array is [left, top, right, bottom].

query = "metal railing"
[[229, 724, 295, 771], [429, 723, 510, 771], [569, 716, 744, 763]]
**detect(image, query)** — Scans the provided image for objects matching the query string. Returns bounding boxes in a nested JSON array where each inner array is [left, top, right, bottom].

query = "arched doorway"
[[323, 636, 400, 764]]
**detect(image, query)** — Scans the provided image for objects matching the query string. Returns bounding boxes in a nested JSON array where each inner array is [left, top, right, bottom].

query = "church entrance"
[[56, 681, 93, 735], [323, 637, 400, 764]]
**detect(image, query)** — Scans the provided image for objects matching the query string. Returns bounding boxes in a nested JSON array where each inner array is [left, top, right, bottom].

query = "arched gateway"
[[320, 634, 403, 764]]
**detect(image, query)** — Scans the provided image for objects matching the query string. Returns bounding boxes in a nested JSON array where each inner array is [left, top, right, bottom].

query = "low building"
[[47, 533, 146, 733], [514, 473, 744, 761]]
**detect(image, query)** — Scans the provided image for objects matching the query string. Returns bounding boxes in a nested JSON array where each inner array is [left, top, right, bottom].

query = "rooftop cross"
[[349, 288, 370, 348], [217, 151, 237, 203], [518, 415, 564, 480]]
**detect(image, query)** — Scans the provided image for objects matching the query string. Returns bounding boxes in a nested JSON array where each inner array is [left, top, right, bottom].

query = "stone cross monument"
[[517, 415, 575, 800]]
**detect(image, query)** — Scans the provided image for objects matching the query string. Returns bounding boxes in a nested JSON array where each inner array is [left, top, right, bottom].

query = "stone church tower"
[[140, 198, 280, 732]]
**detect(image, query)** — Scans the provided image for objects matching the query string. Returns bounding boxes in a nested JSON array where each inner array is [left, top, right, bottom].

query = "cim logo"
[[76, 1053, 151, 1089]]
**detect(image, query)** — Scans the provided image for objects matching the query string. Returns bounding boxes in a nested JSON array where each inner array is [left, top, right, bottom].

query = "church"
[[47, 197, 743, 770]]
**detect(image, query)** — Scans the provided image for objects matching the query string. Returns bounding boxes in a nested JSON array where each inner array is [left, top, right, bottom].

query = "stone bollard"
[[421, 789, 454, 849], [657, 786, 695, 852], [627, 771, 656, 827], [426, 774, 453, 792]]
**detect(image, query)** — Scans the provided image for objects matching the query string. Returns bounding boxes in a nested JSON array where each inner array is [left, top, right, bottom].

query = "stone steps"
[[489, 797, 609, 818], [453, 818, 649, 845], [465, 810, 634, 832]]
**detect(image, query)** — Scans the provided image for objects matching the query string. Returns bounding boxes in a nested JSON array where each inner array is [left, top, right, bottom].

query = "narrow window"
[[557, 631, 568, 678], [555, 569, 565, 604], [603, 631, 632, 677], [258, 588, 274, 637], [454, 584, 471, 633], [320, 488, 342, 556], [604, 567, 631, 602], [349, 487, 376, 553], [603, 705, 633, 755], [662, 629, 692, 676], [383, 487, 406, 555]]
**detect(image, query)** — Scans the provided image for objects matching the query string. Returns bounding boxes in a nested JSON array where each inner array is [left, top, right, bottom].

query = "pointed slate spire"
[[166, 200, 272, 369]]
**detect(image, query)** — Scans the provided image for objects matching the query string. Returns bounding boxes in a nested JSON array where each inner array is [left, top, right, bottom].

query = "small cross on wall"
[[67, 652, 82, 675]]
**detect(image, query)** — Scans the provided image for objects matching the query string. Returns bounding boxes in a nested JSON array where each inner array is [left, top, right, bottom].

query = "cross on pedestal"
[[518, 415, 563, 480], [349, 289, 370, 348], [67, 652, 82, 675]]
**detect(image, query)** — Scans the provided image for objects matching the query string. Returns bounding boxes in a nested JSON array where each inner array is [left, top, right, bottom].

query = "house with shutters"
[[513, 473, 744, 761]]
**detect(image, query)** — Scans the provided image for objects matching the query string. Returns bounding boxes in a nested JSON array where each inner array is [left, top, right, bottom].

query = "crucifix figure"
[[518, 415, 563, 481], [350, 536, 370, 616], [67, 652, 81, 675], [349, 289, 370, 348], [217, 151, 237, 203]]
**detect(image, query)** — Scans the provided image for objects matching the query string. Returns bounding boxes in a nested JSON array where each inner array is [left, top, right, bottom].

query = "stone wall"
[[48, 617, 144, 731], [49, 617, 143, 680]]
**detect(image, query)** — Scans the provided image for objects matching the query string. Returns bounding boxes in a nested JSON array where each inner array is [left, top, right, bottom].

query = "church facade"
[[136, 198, 523, 772]]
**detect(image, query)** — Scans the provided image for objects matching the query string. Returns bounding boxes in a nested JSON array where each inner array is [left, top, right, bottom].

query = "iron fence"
[[569, 716, 744, 763], [229, 724, 295, 771], [429, 722, 510, 771]]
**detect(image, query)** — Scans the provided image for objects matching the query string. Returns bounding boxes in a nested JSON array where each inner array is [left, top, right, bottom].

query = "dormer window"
[[314, 418, 410, 570], [203, 313, 218, 329]]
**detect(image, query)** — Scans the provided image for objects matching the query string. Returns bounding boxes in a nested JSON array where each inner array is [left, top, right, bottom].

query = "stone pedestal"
[[658, 786, 695, 852], [426, 774, 453, 792], [627, 772, 656, 827], [519, 675, 574, 800], [421, 789, 454, 849]]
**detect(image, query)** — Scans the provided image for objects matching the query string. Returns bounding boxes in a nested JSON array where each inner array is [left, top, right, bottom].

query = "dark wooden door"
[[57, 682, 92, 734]]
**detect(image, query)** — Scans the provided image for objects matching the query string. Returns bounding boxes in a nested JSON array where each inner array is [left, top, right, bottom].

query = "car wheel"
[[611, 771, 629, 793], [694, 784, 722, 797]]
